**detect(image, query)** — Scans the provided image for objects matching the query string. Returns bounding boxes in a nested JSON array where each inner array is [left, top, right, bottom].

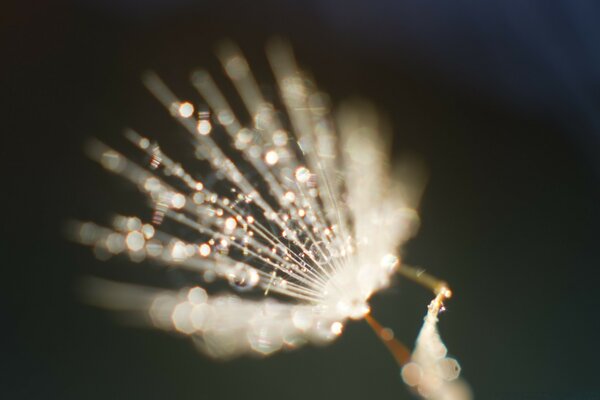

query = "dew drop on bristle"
[[227, 263, 260, 291]]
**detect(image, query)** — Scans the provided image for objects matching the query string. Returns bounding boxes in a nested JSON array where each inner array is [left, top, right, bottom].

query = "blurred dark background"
[[2, 1, 599, 399]]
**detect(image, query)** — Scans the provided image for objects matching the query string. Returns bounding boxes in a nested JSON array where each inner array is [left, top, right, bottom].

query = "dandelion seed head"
[[72, 38, 466, 398]]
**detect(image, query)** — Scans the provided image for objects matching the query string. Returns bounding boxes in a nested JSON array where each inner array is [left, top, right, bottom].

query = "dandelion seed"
[[72, 38, 468, 399]]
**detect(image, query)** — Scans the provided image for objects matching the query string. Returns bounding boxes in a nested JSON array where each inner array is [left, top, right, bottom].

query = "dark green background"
[[3, 1, 599, 399]]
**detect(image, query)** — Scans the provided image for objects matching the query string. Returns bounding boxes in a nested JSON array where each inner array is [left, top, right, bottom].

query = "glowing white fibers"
[[72, 38, 465, 397]]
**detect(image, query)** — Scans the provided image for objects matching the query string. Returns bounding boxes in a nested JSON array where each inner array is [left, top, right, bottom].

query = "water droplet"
[[177, 102, 194, 118], [438, 358, 461, 381], [141, 224, 155, 239], [105, 233, 125, 254], [283, 191, 296, 203], [197, 119, 212, 135], [381, 254, 399, 272], [227, 263, 260, 291], [272, 129, 288, 146], [401, 362, 423, 387], [330, 321, 343, 336], [170, 240, 188, 261], [171, 301, 194, 334], [198, 243, 211, 257], [188, 287, 208, 305], [295, 166, 310, 183], [125, 231, 145, 252], [264, 150, 279, 165], [224, 217, 237, 233], [170, 193, 186, 209]]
